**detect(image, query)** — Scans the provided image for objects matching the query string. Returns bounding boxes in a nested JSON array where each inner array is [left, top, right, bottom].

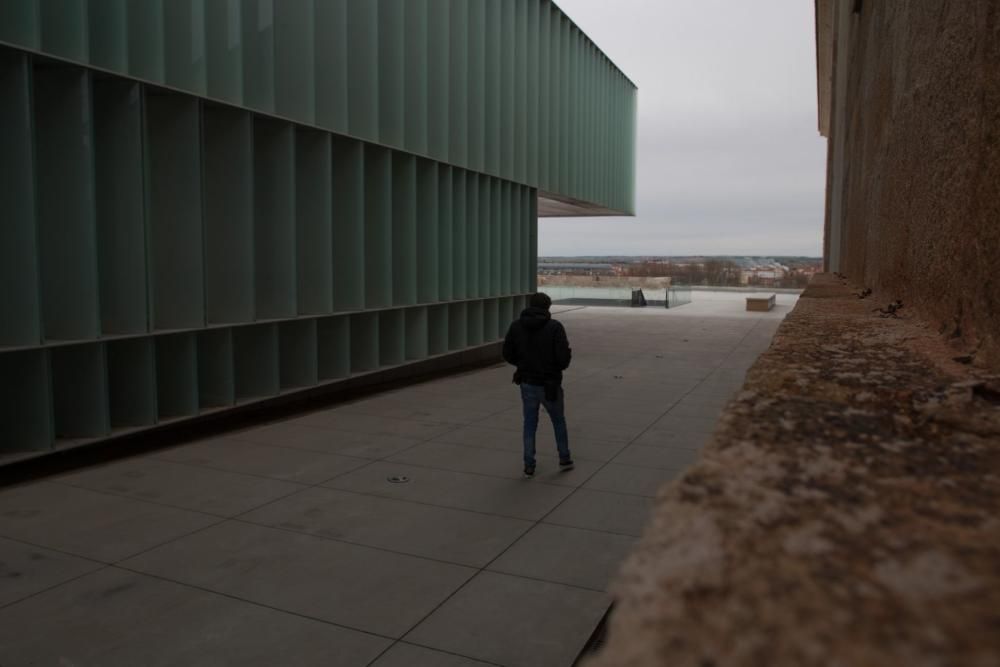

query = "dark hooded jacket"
[[502, 307, 572, 385]]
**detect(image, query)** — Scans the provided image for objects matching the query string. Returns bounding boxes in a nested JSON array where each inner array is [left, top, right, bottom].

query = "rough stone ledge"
[[585, 273, 1000, 667]]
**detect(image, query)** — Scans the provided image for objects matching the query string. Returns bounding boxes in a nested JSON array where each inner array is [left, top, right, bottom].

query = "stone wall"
[[584, 274, 1000, 666], [832, 2, 1000, 368]]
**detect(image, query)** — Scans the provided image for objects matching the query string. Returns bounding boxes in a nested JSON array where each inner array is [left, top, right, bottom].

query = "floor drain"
[[387, 475, 410, 484]]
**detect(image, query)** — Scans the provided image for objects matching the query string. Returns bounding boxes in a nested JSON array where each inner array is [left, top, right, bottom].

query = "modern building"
[[0, 1, 637, 455]]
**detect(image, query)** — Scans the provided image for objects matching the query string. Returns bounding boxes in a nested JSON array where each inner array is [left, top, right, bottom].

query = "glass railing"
[[545, 284, 691, 308]]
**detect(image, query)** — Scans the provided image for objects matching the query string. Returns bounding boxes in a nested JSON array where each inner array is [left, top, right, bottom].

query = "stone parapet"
[[586, 273, 1000, 666]]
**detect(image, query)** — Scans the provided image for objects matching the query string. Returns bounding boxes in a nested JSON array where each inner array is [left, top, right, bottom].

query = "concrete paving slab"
[[488, 523, 636, 591], [325, 461, 573, 521], [543, 488, 655, 537], [583, 463, 683, 497], [150, 438, 370, 484], [122, 520, 475, 638], [405, 571, 609, 667], [289, 412, 455, 440], [612, 444, 700, 470], [52, 458, 305, 517], [241, 486, 531, 567], [387, 442, 602, 487], [0, 483, 218, 562], [230, 422, 424, 459], [0, 536, 103, 607], [371, 643, 495, 667], [431, 425, 626, 463], [0, 567, 390, 666], [631, 428, 711, 450]]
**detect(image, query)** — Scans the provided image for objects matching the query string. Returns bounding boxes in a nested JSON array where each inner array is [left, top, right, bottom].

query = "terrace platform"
[[0, 295, 792, 666]]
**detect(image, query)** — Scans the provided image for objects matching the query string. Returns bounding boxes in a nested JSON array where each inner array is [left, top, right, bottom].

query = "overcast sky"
[[542, 0, 827, 257]]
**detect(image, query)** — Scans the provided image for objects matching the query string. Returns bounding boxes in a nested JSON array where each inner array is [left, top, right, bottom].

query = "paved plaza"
[[0, 295, 792, 666]]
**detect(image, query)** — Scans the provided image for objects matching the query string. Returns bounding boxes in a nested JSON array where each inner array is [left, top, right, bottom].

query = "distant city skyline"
[[541, 0, 827, 256]]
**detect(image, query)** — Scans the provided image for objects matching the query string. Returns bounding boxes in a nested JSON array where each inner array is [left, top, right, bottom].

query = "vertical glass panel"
[[466, 0, 484, 172], [484, 299, 499, 343], [296, 128, 334, 315], [206, 0, 243, 104], [403, 0, 427, 155], [164, 0, 207, 95], [392, 152, 417, 306], [253, 118, 296, 319], [364, 146, 392, 309], [0, 0, 40, 49], [94, 78, 147, 335], [279, 319, 318, 389], [405, 307, 428, 361], [377, 0, 404, 148], [240, 0, 274, 112], [514, 0, 528, 183], [317, 315, 349, 380], [234, 323, 279, 400], [274, 0, 315, 123], [127, 0, 165, 82], [0, 52, 41, 346], [448, 301, 467, 351], [107, 338, 156, 428], [315, 0, 348, 133], [203, 104, 253, 324], [425, 0, 449, 162], [198, 327, 235, 408], [428, 304, 448, 356], [379, 309, 404, 367], [332, 137, 365, 311], [452, 169, 467, 300], [155, 333, 199, 419], [40, 0, 88, 61], [501, 181, 512, 295], [88, 0, 128, 72], [467, 299, 484, 346], [447, 0, 467, 166], [465, 172, 479, 298], [416, 159, 439, 304], [484, 0, 500, 177], [52, 343, 109, 438], [490, 177, 502, 295], [525, 0, 539, 186], [350, 312, 378, 373], [478, 176, 491, 298], [34, 65, 100, 341], [346, 0, 377, 141], [499, 0, 515, 180], [145, 91, 205, 330], [437, 164, 453, 302], [0, 350, 53, 452]]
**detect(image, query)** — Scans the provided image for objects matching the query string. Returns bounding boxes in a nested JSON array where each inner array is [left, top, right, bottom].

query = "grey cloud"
[[545, 0, 828, 256]]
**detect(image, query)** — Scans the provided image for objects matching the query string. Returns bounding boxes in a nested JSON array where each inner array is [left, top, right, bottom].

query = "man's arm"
[[553, 322, 572, 371], [502, 323, 519, 366]]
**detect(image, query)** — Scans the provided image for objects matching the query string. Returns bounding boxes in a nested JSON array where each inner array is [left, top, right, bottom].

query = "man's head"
[[529, 292, 552, 311]]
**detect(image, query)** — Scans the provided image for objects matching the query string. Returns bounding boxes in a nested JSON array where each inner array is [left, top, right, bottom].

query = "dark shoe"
[[523, 464, 536, 478], [559, 459, 575, 472]]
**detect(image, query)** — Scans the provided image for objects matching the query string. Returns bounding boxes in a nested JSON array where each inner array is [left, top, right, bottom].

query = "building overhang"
[[815, 0, 835, 137], [538, 191, 633, 217]]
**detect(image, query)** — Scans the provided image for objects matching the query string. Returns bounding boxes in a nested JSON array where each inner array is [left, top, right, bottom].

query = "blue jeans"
[[520, 383, 571, 467]]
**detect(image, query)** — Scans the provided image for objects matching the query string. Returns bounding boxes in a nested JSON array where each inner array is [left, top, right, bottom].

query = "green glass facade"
[[0, 0, 636, 454]]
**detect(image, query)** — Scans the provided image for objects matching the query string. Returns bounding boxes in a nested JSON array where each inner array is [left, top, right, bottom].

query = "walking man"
[[502, 292, 573, 478]]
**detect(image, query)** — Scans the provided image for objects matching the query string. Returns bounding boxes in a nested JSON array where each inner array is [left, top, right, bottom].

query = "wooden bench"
[[746, 293, 776, 312]]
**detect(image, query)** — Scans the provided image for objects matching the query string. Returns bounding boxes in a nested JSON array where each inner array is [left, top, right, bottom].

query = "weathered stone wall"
[[584, 275, 1000, 666], [835, 3, 1000, 367]]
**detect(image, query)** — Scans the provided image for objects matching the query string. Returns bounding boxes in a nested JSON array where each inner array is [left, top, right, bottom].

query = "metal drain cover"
[[387, 475, 410, 484]]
